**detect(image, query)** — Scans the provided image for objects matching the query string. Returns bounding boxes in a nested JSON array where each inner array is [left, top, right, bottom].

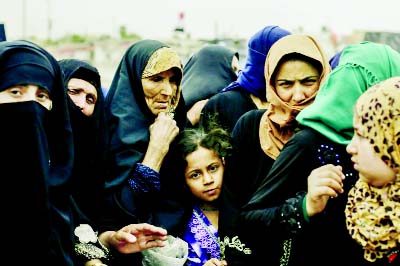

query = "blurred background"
[[1, 0, 399, 88]]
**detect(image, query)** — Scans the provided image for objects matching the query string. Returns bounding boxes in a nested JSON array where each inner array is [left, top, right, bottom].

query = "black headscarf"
[[59, 58, 107, 224], [181, 45, 238, 110], [0, 23, 6, 41], [105, 39, 187, 190], [0, 40, 74, 265]]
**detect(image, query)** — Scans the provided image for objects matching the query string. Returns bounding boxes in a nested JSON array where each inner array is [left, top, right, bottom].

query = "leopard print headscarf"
[[345, 76, 400, 262]]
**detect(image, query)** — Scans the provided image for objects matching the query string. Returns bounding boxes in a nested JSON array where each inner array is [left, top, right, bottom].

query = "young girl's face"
[[0, 84, 52, 110], [346, 113, 396, 187], [184, 146, 224, 202]]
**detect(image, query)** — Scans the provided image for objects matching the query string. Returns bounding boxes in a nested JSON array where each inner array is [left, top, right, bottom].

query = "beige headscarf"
[[345, 76, 400, 262], [259, 34, 331, 159]]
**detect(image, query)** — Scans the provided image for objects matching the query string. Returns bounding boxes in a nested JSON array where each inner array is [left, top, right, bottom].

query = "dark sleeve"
[[225, 109, 265, 206], [127, 163, 161, 196], [240, 130, 318, 237]]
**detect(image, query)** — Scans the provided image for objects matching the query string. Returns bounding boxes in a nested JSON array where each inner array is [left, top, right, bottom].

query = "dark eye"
[[209, 163, 219, 172], [38, 92, 50, 100], [67, 88, 78, 95], [9, 88, 22, 95], [301, 78, 318, 86], [151, 75, 163, 82], [190, 172, 201, 179], [86, 95, 96, 105], [170, 76, 179, 85], [277, 81, 293, 88]]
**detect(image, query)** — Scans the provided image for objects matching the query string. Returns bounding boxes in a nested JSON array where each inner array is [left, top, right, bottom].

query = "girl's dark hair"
[[177, 114, 233, 174]]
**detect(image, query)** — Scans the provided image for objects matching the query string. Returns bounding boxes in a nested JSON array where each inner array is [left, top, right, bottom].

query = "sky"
[[1, 0, 399, 41]]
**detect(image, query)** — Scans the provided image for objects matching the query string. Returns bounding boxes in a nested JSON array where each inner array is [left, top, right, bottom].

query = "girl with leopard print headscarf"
[[346, 76, 400, 264]]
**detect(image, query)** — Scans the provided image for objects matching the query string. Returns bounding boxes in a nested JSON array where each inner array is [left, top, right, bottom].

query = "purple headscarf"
[[222, 25, 291, 101]]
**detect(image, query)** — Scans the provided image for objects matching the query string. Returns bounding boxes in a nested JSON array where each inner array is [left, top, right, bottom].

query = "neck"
[[199, 203, 218, 212]]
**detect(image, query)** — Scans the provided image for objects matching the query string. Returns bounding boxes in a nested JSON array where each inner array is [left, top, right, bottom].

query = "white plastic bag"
[[141, 235, 188, 266]]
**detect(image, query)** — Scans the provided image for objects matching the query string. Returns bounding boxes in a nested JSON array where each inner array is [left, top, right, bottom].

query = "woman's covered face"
[[274, 59, 320, 105], [0, 84, 52, 110], [142, 68, 179, 116], [67, 78, 98, 116]]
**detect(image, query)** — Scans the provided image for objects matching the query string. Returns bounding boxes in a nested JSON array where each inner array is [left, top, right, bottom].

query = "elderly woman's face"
[[142, 68, 179, 116], [0, 84, 52, 110]]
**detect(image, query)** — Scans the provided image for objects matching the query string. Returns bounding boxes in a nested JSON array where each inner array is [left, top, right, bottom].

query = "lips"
[[350, 157, 359, 170], [204, 188, 217, 196], [155, 102, 169, 109]]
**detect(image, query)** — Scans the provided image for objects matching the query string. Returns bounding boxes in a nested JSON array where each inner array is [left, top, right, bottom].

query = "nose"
[[25, 88, 41, 103], [73, 95, 86, 110], [161, 80, 174, 96], [203, 172, 214, 185], [291, 83, 307, 103], [346, 137, 356, 155]]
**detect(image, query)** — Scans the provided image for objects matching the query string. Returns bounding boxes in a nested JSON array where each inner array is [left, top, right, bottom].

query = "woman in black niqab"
[[0, 40, 74, 265], [59, 58, 107, 225]]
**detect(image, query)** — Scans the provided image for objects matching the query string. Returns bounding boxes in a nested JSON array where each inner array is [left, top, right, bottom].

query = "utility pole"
[[47, 0, 52, 40], [22, 0, 26, 38]]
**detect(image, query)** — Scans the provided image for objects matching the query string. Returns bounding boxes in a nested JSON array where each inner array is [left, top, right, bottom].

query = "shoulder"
[[206, 90, 251, 106], [277, 127, 324, 159], [235, 109, 265, 128], [290, 127, 325, 145]]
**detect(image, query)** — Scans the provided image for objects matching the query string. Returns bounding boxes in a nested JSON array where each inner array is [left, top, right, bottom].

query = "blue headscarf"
[[221, 25, 291, 100], [329, 49, 342, 70]]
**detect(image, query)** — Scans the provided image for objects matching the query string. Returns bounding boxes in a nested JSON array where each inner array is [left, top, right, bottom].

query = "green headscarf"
[[296, 41, 400, 145]]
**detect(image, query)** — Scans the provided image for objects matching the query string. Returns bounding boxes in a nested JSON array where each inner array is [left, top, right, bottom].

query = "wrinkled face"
[[0, 84, 52, 110], [346, 113, 396, 187], [67, 78, 97, 116], [274, 59, 320, 105], [142, 68, 179, 116], [231, 55, 240, 75], [184, 146, 224, 203]]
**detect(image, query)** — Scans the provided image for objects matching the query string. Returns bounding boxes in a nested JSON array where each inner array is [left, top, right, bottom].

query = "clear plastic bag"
[[141, 235, 188, 266]]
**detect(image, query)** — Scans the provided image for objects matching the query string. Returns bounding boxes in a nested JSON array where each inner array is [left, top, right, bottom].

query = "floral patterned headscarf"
[[345, 76, 400, 262]]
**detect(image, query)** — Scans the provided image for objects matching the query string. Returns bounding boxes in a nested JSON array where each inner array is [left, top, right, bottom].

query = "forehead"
[[147, 68, 177, 77], [276, 60, 319, 78]]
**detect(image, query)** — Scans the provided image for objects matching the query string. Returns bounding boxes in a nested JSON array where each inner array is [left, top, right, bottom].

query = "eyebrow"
[[277, 75, 320, 82]]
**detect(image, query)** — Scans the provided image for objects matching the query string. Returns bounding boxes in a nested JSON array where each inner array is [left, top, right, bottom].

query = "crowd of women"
[[0, 24, 399, 266]]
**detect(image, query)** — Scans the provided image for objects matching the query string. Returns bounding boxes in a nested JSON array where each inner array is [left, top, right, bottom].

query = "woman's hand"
[[306, 164, 345, 217], [99, 223, 168, 254], [149, 112, 179, 150], [143, 112, 179, 171]]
